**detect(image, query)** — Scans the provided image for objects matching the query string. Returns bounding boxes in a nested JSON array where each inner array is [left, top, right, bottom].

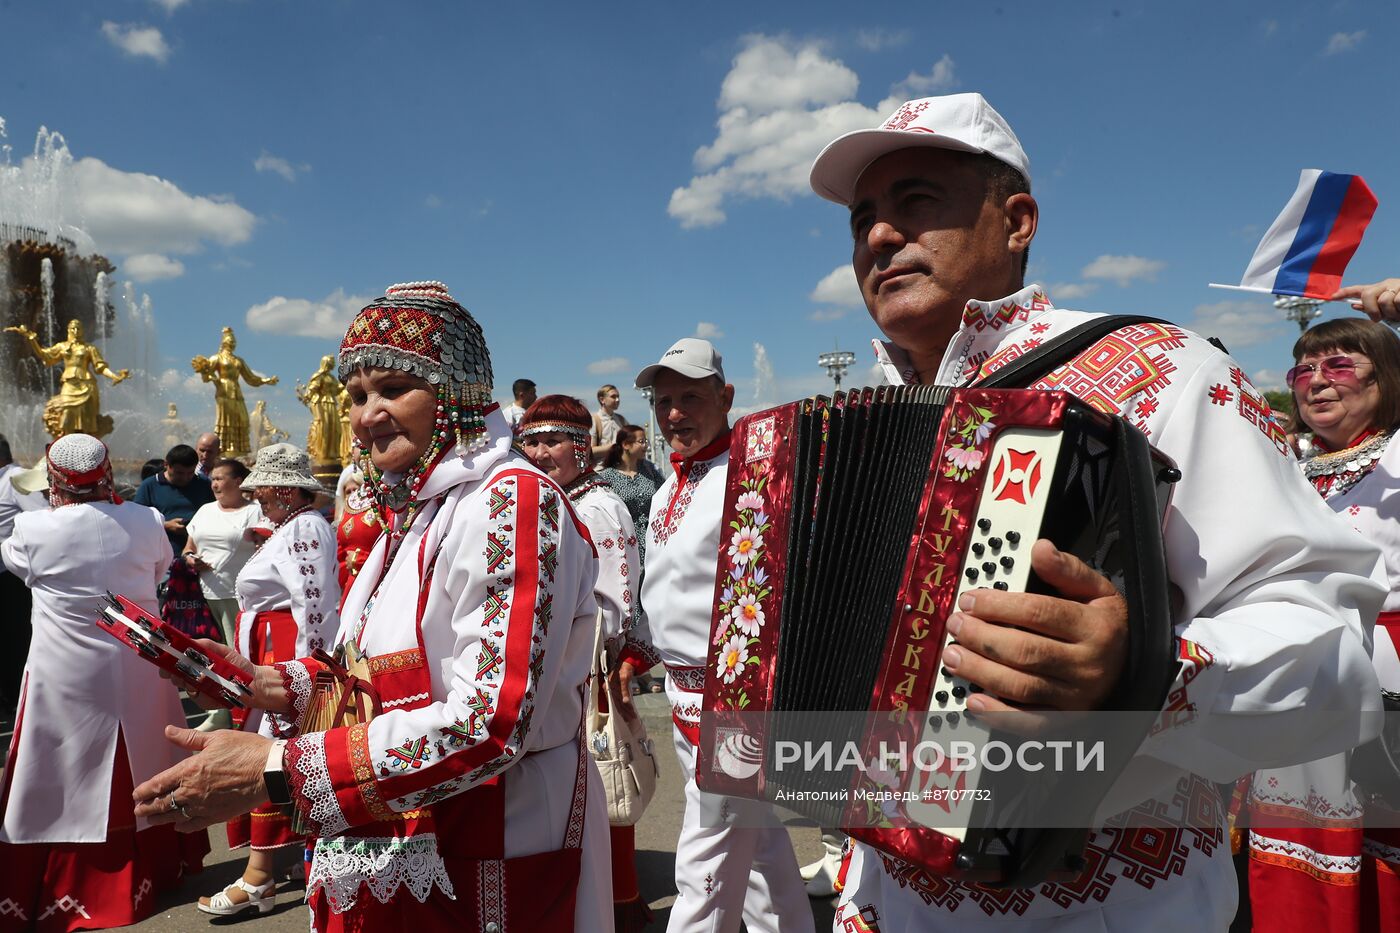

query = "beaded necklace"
[[1299, 429, 1395, 499], [564, 472, 612, 502], [272, 503, 317, 529], [354, 388, 462, 544]]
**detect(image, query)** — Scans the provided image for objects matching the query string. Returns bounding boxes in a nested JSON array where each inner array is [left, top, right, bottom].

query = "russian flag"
[[1211, 169, 1377, 300]]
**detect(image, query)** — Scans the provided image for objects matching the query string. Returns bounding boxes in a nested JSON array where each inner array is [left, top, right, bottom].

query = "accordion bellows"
[[697, 386, 1178, 887]]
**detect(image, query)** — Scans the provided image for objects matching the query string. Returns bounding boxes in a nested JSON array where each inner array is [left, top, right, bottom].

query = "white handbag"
[[587, 616, 659, 826]]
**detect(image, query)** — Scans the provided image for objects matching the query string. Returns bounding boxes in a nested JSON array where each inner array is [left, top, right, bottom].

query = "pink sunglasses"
[[1285, 355, 1371, 388]]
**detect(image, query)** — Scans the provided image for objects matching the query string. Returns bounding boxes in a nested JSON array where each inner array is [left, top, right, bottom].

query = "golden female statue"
[[4, 319, 130, 439], [295, 355, 343, 466], [251, 400, 289, 452], [338, 384, 352, 463], [191, 326, 278, 460]]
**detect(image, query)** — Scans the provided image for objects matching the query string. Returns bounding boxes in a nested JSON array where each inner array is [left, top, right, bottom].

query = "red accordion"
[[97, 593, 254, 709], [696, 386, 1178, 887]]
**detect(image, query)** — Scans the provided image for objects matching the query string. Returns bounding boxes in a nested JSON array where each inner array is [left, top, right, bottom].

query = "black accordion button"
[[935, 690, 948, 704], [928, 716, 943, 732], [971, 543, 985, 557], [994, 581, 1009, 590], [1000, 556, 1014, 569], [982, 561, 996, 575], [988, 536, 1003, 550], [952, 685, 966, 699], [965, 568, 979, 582], [1006, 530, 1022, 544], [947, 712, 961, 726], [977, 518, 992, 532]]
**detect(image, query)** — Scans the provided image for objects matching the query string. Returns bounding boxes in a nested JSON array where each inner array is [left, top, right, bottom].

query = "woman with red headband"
[[521, 395, 656, 930], [0, 433, 207, 931], [132, 282, 610, 931]]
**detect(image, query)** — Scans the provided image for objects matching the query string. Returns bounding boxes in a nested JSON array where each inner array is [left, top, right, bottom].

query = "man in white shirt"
[[807, 92, 1385, 931], [503, 378, 537, 435], [624, 339, 813, 933]]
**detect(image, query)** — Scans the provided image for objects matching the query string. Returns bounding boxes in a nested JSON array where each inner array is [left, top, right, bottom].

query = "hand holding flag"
[[1332, 278, 1400, 322]]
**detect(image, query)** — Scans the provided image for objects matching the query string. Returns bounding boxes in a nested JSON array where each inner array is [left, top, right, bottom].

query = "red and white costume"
[[277, 413, 612, 931], [832, 285, 1386, 932], [231, 508, 339, 850], [638, 434, 815, 933], [0, 499, 207, 930], [1246, 429, 1400, 931], [568, 475, 641, 652]]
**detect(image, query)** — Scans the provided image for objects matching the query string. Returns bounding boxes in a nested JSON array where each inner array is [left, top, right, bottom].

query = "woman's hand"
[[1333, 278, 1400, 322], [182, 551, 212, 573], [133, 727, 272, 831]]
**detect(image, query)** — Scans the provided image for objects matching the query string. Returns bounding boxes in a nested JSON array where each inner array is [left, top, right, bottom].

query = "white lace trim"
[[283, 660, 314, 718], [308, 833, 456, 913], [292, 732, 350, 837]]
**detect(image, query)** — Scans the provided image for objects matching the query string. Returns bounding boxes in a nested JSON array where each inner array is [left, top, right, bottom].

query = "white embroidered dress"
[[279, 414, 611, 929], [567, 476, 640, 652], [834, 285, 1386, 932], [0, 501, 186, 843]]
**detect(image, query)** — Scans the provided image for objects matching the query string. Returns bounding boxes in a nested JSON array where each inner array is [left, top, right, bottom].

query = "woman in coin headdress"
[[133, 282, 611, 931], [1245, 313, 1400, 931], [0, 434, 208, 932]]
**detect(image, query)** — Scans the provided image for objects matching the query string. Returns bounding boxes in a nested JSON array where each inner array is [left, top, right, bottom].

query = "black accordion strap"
[[974, 314, 1172, 390]]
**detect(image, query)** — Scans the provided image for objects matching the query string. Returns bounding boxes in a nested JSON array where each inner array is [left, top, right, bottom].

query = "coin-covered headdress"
[[338, 281, 494, 535]]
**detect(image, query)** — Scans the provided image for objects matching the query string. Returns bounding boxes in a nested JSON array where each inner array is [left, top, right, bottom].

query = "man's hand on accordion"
[[941, 539, 1128, 730]]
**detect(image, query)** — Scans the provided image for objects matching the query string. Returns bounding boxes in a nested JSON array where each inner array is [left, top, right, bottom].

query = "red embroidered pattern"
[[878, 775, 1223, 915], [1227, 367, 1290, 455], [961, 290, 1052, 333], [1153, 639, 1214, 735], [650, 462, 711, 547], [1028, 322, 1186, 437]]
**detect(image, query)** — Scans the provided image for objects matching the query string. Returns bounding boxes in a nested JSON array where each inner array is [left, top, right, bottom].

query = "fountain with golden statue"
[[296, 354, 349, 484], [3, 318, 130, 439], [190, 326, 278, 461]]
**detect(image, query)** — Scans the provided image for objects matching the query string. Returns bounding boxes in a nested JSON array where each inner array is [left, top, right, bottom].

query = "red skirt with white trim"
[[0, 732, 209, 932], [228, 609, 301, 851]]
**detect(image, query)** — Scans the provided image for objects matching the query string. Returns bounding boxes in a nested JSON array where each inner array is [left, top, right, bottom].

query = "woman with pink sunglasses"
[[1245, 311, 1400, 932]]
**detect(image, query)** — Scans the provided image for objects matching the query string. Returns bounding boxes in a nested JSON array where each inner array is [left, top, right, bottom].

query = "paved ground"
[[100, 691, 840, 931]]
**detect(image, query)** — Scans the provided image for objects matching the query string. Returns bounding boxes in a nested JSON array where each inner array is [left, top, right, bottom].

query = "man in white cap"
[[622, 338, 814, 933], [808, 93, 1384, 929]]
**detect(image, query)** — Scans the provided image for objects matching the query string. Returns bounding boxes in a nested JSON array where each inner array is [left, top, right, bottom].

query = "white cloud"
[[1080, 254, 1166, 287], [1252, 368, 1285, 391], [152, 0, 188, 11], [253, 151, 308, 182], [71, 156, 256, 256], [696, 322, 725, 339], [1046, 281, 1100, 301], [123, 253, 185, 282], [1324, 30, 1366, 55], [809, 263, 863, 308], [890, 55, 958, 99], [1188, 301, 1282, 350], [101, 22, 170, 63], [855, 28, 909, 52], [245, 288, 373, 339], [587, 357, 630, 375], [808, 307, 849, 322], [1262, 19, 1279, 37], [424, 194, 443, 209], [670, 34, 942, 227], [158, 367, 207, 395]]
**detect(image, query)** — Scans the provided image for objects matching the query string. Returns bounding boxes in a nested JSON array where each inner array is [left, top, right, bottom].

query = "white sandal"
[[197, 878, 276, 916]]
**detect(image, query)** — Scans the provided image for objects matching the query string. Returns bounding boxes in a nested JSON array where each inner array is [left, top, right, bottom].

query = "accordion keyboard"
[[906, 427, 1065, 841]]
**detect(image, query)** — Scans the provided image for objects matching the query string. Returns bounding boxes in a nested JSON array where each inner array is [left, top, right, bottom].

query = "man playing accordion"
[[808, 93, 1386, 931]]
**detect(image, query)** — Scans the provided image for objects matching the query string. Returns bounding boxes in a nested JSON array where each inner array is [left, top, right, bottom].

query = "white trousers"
[[666, 722, 815, 933]]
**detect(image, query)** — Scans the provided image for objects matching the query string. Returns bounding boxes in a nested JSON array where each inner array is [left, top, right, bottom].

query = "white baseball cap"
[[635, 338, 725, 388], [809, 92, 1030, 206]]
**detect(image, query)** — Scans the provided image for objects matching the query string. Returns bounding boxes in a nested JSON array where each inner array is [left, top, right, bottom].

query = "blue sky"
[[0, 0, 1396, 455]]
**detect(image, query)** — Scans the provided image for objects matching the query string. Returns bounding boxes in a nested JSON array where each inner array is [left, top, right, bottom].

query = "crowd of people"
[[0, 91, 1397, 933]]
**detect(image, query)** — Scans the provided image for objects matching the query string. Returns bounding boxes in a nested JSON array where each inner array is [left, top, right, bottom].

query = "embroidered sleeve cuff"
[[286, 731, 350, 837], [618, 641, 660, 673], [275, 660, 316, 720]]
